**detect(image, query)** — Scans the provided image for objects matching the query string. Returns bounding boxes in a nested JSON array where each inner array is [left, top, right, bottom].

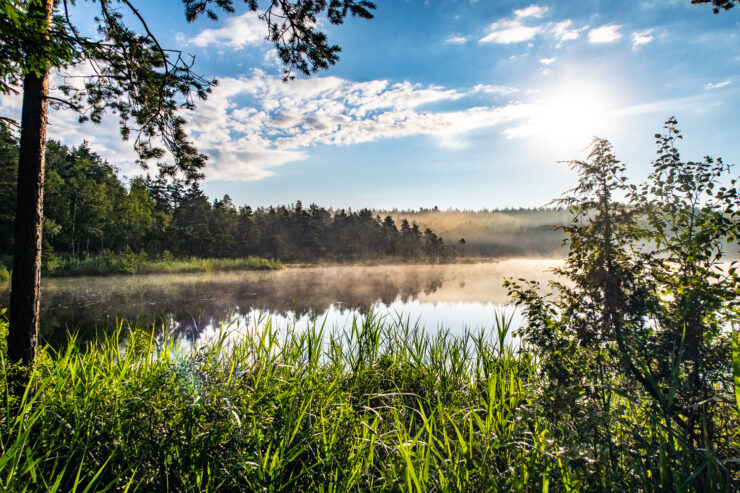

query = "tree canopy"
[[0, 129, 455, 263]]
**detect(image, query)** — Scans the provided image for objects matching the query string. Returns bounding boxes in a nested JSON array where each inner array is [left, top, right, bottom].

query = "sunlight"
[[524, 77, 620, 155], [543, 84, 610, 144]]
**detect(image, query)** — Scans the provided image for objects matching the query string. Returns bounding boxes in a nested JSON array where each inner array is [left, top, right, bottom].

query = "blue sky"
[[4, 0, 739, 209]]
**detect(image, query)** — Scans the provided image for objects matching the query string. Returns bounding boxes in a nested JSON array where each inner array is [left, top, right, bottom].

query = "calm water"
[[0, 259, 561, 346]]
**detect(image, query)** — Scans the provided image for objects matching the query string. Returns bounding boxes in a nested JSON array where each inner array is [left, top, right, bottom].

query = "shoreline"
[[0, 255, 570, 284]]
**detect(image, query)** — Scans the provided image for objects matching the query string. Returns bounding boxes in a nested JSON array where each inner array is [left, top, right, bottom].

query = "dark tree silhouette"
[[691, 0, 736, 12], [507, 122, 740, 488]]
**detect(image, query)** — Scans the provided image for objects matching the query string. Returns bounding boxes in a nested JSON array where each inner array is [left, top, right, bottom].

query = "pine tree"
[[1, 0, 374, 365]]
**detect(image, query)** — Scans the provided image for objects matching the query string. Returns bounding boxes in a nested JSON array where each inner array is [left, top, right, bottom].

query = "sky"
[[3, 0, 740, 210]]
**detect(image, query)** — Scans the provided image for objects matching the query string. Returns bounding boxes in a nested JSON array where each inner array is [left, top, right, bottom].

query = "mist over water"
[[0, 260, 562, 346], [381, 209, 570, 257]]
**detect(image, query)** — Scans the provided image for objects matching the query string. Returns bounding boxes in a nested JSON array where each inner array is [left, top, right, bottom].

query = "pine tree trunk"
[[7, 0, 53, 366]]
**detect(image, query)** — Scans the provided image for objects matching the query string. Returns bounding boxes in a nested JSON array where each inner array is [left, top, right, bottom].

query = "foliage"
[[0, 307, 737, 491], [0, 309, 6, 355], [183, 0, 375, 80], [0, 121, 17, 252], [0, 0, 375, 180], [691, 0, 736, 13], [507, 120, 740, 490], [734, 328, 740, 413], [0, 263, 9, 284]]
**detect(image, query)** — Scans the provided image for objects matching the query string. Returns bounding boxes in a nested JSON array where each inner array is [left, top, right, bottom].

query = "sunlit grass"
[[38, 252, 283, 277], [0, 312, 736, 491], [0, 312, 561, 492]]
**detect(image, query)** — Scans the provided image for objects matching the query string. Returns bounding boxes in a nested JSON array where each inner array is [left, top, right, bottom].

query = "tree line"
[[0, 126, 456, 263]]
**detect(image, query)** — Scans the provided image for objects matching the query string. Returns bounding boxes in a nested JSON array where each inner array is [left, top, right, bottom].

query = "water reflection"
[[0, 260, 560, 346]]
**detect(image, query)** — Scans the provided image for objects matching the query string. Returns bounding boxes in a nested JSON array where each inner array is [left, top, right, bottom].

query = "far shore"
[[0, 255, 573, 284]]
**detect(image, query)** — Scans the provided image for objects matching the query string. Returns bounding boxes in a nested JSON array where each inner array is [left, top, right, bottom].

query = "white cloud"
[[614, 94, 704, 117], [0, 91, 21, 121], [0, 67, 530, 182], [631, 29, 654, 49], [705, 80, 731, 89], [480, 9, 588, 47], [189, 11, 265, 49], [540, 57, 555, 65], [588, 25, 622, 44], [479, 5, 552, 44], [480, 18, 542, 44], [445, 35, 468, 44], [183, 70, 529, 180], [263, 48, 281, 67], [471, 84, 517, 94], [552, 20, 586, 45], [514, 5, 548, 18]]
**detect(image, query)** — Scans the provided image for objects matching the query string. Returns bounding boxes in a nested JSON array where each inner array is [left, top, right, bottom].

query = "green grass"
[[38, 252, 283, 277], [0, 312, 737, 491], [0, 313, 557, 492]]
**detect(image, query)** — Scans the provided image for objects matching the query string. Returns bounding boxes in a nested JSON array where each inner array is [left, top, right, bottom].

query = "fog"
[[378, 209, 570, 257], [381, 209, 740, 260], [11, 260, 562, 346]]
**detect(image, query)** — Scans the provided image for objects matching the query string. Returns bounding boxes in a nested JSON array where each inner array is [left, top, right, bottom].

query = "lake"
[[0, 259, 561, 347]]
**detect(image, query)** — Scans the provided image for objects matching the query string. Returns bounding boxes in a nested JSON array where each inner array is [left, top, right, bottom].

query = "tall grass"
[[0, 312, 737, 491], [39, 252, 283, 277], [0, 312, 562, 492]]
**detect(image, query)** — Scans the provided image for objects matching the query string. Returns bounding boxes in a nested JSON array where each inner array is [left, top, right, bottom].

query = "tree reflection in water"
[[0, 261, 560, 347]]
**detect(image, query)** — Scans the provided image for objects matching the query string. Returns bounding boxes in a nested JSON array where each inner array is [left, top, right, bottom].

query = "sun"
[[532, 78, 620, 155]]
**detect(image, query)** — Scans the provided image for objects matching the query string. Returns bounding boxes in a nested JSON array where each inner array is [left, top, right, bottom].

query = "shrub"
[[508, 120, 740, 489]]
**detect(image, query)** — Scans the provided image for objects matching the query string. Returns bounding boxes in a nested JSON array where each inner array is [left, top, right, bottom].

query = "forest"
[[0, 125, 457, 266]]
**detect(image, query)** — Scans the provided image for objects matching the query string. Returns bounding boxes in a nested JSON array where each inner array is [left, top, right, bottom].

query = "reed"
[[0, 312, 737, 491]]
